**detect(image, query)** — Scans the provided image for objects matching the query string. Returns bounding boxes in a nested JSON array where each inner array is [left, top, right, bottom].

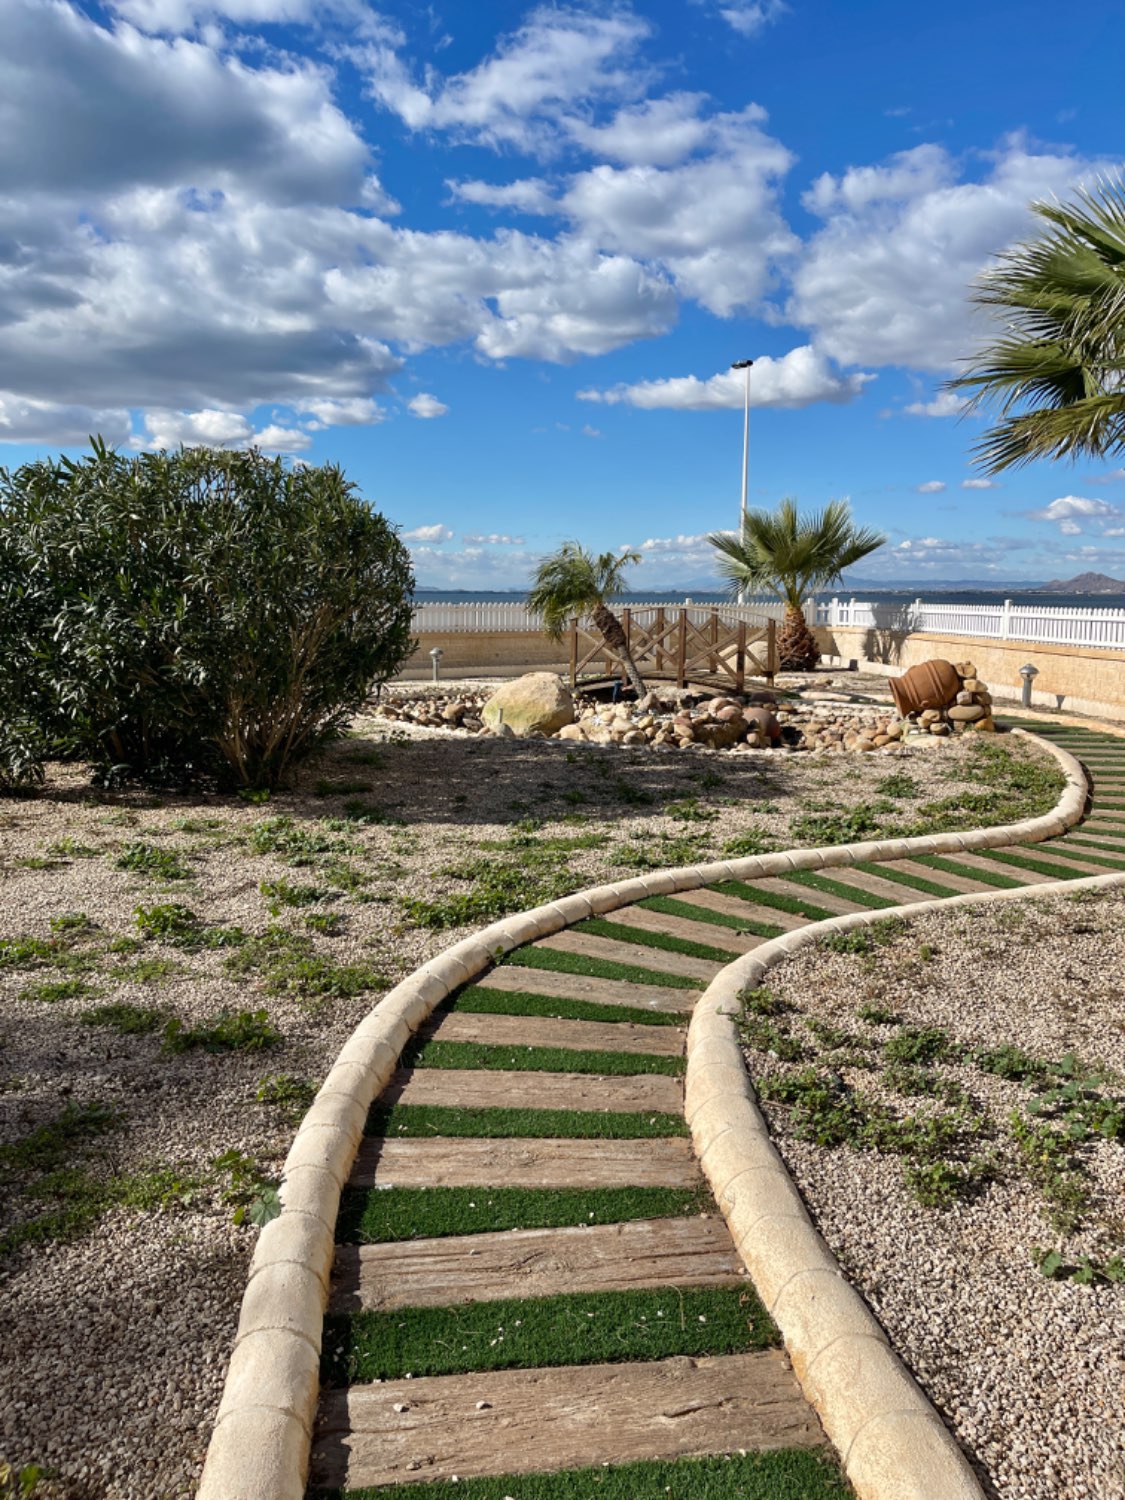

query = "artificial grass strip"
[[1034, 842, 1125, 869], [311, 1449, 852, 1500], [778, 869, 897, 910], [711, 879, 835, 923], [1062, 835, 1125, 855], [400, 1037, 685, 1076], [637, 893, 784, 940], [576, 917, 739, 964], [365, 1103, 687, 1139], [453, 985, 687, 1026], [321, 1284, 776, 1385], [335, 1183, 709, 1245], [910, 854, 1027, 889], [980, 849, 1087, 880], [504, 945, 699, 990], [852, 861, 964, 899]]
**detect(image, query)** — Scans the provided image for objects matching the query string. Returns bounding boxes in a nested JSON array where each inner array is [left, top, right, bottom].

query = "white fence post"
[[1000, 599, 1012, 640]]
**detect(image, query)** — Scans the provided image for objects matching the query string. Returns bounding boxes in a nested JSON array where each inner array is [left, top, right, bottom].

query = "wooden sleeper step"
[[421, 1010, 686, 1057], [330, 1216, 745, 1312], [473, 965, 696, 1013], [311, 1351, 823, 1490], [350, 1135, 701, 1190], [382, 1067, 684, 1115]]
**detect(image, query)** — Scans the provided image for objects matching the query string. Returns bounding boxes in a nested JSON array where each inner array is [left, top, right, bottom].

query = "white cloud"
[[904, 391, 966, 418], [716, 0, 787, 37], [789, 138, 1123, 370], [565, 93, 743, 167], [252, 423, 311, 452], [637, 533, 712, 553], [407, 393, 449, 419], [136, 408, 254, 448], [462, 533, 525, 545], [1089, 469, 1125, 485], [301, 397, 385, 427], [410, 544, 541, 590], [447, 178, 556, 213], [1027, 496, 1119, 528], [360, 8, 651, 152], [0, 392, 131, 447], [578, 346, 873, 411], [915, 480, 946, 493], [962, 478, 998, 489], [403, 523, 454, 543]]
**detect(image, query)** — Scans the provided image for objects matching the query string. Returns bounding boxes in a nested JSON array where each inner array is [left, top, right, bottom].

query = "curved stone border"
[[687, 865, 1125, 1500], [198, 729, 1088, 1500]]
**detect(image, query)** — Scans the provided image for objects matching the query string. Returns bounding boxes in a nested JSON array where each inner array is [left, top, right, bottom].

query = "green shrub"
[[0, 444, 414, 789], [162, 1008, 281, 1054]]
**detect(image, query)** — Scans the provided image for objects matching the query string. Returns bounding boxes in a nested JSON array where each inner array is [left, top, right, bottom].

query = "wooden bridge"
[[568, 606, 777, 693]]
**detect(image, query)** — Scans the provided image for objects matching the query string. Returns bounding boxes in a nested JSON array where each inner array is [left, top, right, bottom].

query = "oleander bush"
[[0, 442, 414, 789]]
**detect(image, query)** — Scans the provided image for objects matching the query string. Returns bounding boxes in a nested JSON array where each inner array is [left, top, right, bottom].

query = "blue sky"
[[2, 0, 1124, 588]]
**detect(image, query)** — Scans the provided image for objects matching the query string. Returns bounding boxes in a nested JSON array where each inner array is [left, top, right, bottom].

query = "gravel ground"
[[747, 890, 1125, 1500], [0, 693, 1059, 1498]]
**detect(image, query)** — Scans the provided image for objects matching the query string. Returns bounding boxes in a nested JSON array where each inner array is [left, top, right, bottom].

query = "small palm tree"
[[947, 176, 1125, 470], [528, 542, 647, 695], [708, 499, 885, 671]]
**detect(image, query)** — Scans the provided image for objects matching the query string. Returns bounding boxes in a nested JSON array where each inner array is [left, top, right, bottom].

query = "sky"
[[2, 0, 1125, 590]]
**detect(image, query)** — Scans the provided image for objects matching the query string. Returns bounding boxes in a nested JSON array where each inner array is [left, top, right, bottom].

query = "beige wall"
[[821, 626, 1125, 721], [400, 631, 564, 676]]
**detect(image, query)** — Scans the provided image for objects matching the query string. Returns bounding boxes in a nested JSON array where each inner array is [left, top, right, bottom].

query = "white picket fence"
[[815, 597, 1125, 650], [413, 600, 787, 633], [414, 596, 1125, 651]]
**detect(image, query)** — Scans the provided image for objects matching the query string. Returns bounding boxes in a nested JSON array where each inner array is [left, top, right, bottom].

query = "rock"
[[971, 717, 997, 733], [621, 730, 647, 746], [742, 705, 782, 744], [635, 691, 663, 712], [556, 723, 587, 742], [490, 721, 517, 739], [948, 703, 985, 722], [955, 691, 974, 706], [746, 690, 778, 706], [955, 661, 977, 678], [462, 717, 482, 732], [961, 677, 984, 694], [929, 721, 951, 736], [442, 702, 466, 723], [482, 673, 575, 737]]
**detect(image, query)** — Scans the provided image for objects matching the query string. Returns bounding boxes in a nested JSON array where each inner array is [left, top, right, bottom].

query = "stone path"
[[303, 722, 1125, 1498]]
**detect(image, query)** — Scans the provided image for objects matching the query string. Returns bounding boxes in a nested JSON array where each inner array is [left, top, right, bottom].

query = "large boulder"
[[482, 673, 575, 737]]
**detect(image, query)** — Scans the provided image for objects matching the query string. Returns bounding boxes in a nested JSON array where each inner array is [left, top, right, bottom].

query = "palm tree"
[[946, 177, 1125, 470], [707, 499, 885, 671], [528, 542, 647, 695]]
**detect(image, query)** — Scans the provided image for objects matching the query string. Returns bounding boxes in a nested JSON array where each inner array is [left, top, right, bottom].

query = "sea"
[[415, 588, 1125, 611]]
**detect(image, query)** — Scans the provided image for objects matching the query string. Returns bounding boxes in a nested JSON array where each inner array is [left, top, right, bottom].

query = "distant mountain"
[[1040, 571, 1125, 594]]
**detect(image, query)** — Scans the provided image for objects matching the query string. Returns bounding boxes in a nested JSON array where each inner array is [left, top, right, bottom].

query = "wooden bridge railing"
[[568, 607, 776, 692]]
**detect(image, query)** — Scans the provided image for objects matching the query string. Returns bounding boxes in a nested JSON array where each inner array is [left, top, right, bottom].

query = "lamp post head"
[[1018, 663, 1038, 679], [731, 359, 754, 370]]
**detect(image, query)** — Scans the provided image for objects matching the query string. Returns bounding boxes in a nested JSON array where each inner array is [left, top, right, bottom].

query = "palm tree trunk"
[[592, 603, 647, 695], [777, 603, 820, 671]]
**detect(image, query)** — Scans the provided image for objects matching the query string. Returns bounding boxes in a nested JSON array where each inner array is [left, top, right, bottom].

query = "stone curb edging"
[[197, 730, 1088, 1499], [685, 863, 1125, 1500]]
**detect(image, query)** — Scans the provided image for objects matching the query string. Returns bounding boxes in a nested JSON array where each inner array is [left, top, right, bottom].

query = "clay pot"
[[890, 660, 961, 718]]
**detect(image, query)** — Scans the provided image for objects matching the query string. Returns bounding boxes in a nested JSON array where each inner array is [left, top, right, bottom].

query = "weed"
[[49, 914, 92, 938], [883, 1026, 953, 1067], [0, 1102, 119, 1176], [822, 929, 875, 956], [1033, 1247, 1125, 1286], [211, 1148, 281, 1227], [304, 912, 345, 936], [740, 985, 792, 1017], [857, 1002, 899, 1025], [46, 838, 99, 858], [663, 797, 717, 823], [612, 779, 653, 806], [0, 1459, 50, 1497], [974, 1044, 1047, 1083], [247, 815, 355, 865], [114, 842, 191, 881], [112, 956, 180, 984], [722, 831, 777, 858], [403, 852, 573, 930], [342, 748, 385, 768], [80, 1002, 165, 1034], [225, 928, 384, 1005], [260, 878, 335, 915], [134, 901, 199, 942], [256, 1073, 317, 1123], [876, 773, 919, 799], [741, 1015, 805, 1062], [805, 1017, 867, 1052], [904, 1157, 989, 1208], [17, 978, 94, 1004], [789, 804, 890, 846], [1010, 1111, 1089, 1233], [162, 1008, 281, 1054]]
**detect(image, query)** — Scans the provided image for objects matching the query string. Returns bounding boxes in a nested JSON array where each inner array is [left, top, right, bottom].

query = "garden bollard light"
[[1019, 662, 1039, 708], [430, 646, 443, 683]]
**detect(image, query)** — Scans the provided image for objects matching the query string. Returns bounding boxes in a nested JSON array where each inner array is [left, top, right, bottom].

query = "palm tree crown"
[[528, 541, 646, 694], [947, 176, 1125, 471], [708, 499, 884, 672], [707, 499, 885, 611]]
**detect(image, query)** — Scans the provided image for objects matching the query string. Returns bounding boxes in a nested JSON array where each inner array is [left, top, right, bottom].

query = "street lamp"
[[731, 359, 753, 604]]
